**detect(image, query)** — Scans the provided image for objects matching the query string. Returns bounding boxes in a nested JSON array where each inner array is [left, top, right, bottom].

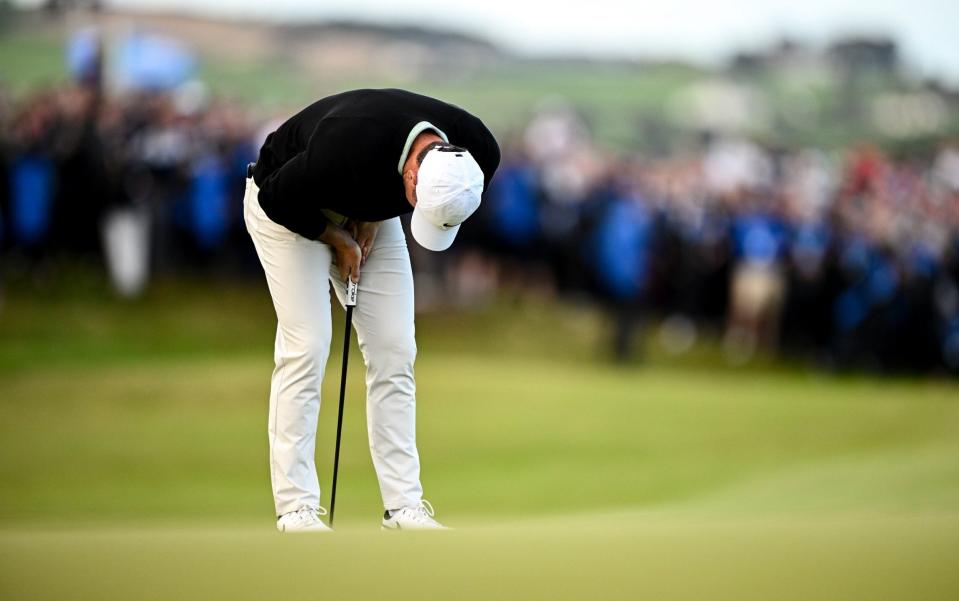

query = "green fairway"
[[1, 278, 957, 599]]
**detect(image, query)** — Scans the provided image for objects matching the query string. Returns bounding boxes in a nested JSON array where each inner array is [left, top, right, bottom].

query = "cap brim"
[[411, 208, 460, 252]]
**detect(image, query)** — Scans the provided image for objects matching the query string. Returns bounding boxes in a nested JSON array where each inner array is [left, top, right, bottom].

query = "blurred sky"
[[14, 0, 959, 83]]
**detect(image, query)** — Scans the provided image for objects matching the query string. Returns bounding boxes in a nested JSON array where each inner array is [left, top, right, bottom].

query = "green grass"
[[0, 277, 958, 599], [0, 31, 65, 94], [2, 516, 957, 601], [5, 353, 954, 523], [199, 58, 317, 108]]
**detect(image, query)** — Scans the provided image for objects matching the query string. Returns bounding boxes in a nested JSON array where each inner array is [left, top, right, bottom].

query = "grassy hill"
[[6, 10, 957, 152]]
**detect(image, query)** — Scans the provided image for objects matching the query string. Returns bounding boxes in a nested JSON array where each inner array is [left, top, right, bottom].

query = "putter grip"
[[346, 279, 358, 307]]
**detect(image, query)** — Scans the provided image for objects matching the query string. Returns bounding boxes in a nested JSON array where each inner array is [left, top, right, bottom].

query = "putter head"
[[346, 279, 358, 307]]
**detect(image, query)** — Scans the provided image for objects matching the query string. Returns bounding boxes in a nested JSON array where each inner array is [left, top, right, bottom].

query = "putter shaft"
[[329, 279, 357, 525]]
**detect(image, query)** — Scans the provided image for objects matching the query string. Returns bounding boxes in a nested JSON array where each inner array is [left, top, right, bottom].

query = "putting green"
[[2, 514, 957, 601], [1, 282, 957, 599]]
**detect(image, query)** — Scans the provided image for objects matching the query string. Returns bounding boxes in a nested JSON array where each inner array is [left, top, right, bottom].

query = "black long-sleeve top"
[[251, 88, 501, 240]]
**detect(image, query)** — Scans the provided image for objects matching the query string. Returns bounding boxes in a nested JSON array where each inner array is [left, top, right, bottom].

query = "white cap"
[[411, 147, 484, 252]]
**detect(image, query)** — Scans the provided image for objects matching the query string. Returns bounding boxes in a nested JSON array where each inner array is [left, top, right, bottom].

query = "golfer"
[[243, 89, 500, 532]]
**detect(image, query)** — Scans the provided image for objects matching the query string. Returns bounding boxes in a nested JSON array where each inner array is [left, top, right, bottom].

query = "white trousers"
[[243, 176, 423, 516]]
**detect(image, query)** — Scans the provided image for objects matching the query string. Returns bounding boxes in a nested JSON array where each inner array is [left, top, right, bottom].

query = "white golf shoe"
[[381, 500, 447, 530], [276, 506, 333, 533]]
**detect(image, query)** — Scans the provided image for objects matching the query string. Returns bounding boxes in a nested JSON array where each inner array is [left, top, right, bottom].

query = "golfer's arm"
[[317, 220, 354, 250], [480, 134, 502, 191], [257, 151, 331, 240]]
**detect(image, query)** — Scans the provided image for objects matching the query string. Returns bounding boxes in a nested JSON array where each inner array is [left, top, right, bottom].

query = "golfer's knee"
[[276, 328, 330, 374], [365, 331, 416, 369]]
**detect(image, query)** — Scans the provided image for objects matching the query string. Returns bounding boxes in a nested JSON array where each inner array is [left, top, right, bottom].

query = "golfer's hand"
[[349, 220, 381, 265], [320, 225, 362, 283]]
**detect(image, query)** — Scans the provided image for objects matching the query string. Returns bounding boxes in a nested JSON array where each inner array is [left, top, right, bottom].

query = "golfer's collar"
[[397, 121, 449, 175]]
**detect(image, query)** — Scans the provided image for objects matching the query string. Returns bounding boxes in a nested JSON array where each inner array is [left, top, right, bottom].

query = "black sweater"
[[252, 88, 501, 240]]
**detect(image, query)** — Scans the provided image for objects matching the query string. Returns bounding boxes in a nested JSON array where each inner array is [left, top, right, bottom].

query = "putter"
[[329, 277, 358, 526]]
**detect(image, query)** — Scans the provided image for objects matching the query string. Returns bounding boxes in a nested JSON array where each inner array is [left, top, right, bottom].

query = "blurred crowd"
[[0, 81, 263, 294], [469, 107, 959, 373], [2, 85, 958, 374]]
